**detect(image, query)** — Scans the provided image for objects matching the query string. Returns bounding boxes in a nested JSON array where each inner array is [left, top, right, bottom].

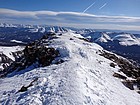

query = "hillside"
[[83, 32, 140, 64], [0, 32, 140, 105]]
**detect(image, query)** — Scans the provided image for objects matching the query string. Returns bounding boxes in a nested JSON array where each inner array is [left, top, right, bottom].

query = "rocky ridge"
[[0, 32, 61, 77], [100, 51, 140, 93]]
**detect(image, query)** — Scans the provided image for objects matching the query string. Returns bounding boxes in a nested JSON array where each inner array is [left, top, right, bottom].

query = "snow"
[[49, 27, 55, 33], [0, 46, 24, 61], [0, 23, 17, 28], [10, 40, 24, 44], [0, 32, 140, 105], [84, 32, 111, 43], [113, 34, 140, 46], [28, 28, 39, 33], [83, 32, 140, 46]]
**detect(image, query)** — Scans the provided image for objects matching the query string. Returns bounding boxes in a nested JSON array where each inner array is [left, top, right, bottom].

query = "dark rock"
[[0, 53, 13, 63], [113, 72, 127, 79], [78, 37, 90, 42], [70, 38, 73, 40], [59, 33, 62, 36], [12, 51, 23, 61], [122, 80, 134, 90], [18, 77, 38, 93], [110, 63, 116, 68], [22, 45, 59, 68], [18, 86, 28, 92], [0, 53, 13, 77], [1, 33, 60, 77], [100, 51, 140, 93], [55, 59, 65, 64], [100, 51, 140, 78], [137, 90, 140, 94]]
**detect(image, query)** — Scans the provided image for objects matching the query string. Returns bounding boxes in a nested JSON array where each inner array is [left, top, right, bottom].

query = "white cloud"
[[99, 3, 107, 10], [83, 2, 95, 13], [0, 8, 38, 19], [0, 8, 140, 31]]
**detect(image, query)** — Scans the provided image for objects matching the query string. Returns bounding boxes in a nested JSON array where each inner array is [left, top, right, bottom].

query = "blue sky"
[[0, 0, 140, 31]]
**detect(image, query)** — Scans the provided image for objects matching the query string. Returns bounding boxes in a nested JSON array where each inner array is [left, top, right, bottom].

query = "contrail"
[[99, 3, 107, 9], [83, 2, 95, 13]]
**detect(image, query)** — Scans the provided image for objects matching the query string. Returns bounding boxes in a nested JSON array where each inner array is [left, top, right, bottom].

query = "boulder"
[[110, 63, 116, 68]]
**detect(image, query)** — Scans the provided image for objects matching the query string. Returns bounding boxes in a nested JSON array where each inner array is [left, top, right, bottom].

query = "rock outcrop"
[[100, 51, 140, 94], [0, 53, 13, 71], [0, 32, 60, 77]]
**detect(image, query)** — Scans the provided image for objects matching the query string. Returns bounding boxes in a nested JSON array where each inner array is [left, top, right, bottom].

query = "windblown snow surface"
[[0, 32, 140, 105]]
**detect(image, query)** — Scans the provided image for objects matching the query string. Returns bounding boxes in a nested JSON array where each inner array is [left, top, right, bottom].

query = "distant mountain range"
[[0, 23, 70, 46], [82, 31, 140, 65], [0, 23, 69, 33], [83, 32, 140, 46], [0, 23, 140, 64]]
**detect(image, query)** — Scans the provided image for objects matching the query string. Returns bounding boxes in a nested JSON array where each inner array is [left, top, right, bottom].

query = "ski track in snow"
[[0, 32, 140, 105]]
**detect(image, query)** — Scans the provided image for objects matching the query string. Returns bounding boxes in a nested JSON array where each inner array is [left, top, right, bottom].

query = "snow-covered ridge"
[[84, 32, 140, 46], [0, 23, 70, 33], [10, 40, 24, 44], [113, 33, 140, 46], [84, 32, 111, 43], [0, 32, 140, 105], [0, 23, 17, 28]]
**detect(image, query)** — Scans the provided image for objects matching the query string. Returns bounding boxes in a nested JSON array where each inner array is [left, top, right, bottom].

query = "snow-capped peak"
[[0, 23, 17, 28], [84, 32, 111, 43]]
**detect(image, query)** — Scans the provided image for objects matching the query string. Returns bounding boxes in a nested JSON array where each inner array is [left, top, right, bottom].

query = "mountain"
[[0, 32, 140, 105], [83, 32, 140, 65], [0, 23, 70, 46], [112, 33, 140, 46], [0, 23, 140, 65], [83, 32, 111, 43], [1, 23, 139, 46], [0, 23, 70, 33], [84, 32, 140, 46]]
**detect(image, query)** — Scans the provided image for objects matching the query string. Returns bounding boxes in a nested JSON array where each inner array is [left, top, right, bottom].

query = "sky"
[[0, 0, 140, 31]]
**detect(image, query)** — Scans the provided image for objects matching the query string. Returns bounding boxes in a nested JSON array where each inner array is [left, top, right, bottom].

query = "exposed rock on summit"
[[0, 33, 60, 77]]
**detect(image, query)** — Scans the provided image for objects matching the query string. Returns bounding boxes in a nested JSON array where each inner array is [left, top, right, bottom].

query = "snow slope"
[[0, 32, 140, 105]]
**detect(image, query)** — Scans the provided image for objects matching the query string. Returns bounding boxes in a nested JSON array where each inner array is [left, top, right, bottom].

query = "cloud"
[[0, 8, 140, 31], [99, 3, 107, 10], [83, 2, 95, 13], [0, 8, 38, 19]]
